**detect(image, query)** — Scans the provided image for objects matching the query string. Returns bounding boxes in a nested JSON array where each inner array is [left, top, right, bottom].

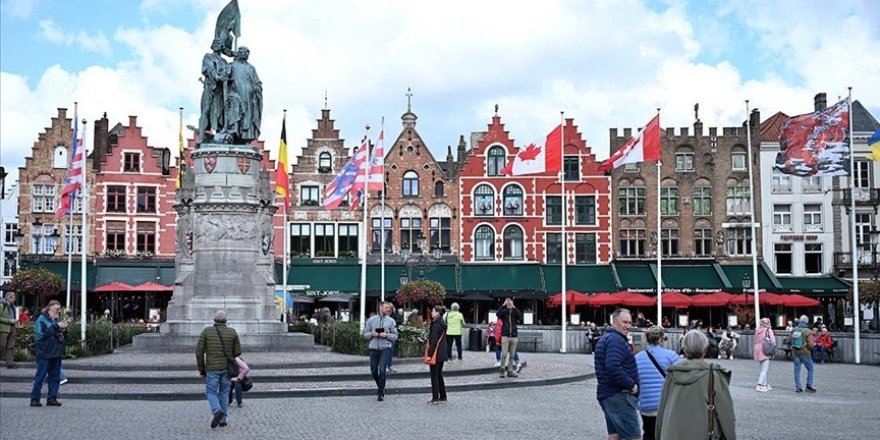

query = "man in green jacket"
[[445, 302, 465, 361], [196, 310, 241, 429], [0, 292, 19, 368]]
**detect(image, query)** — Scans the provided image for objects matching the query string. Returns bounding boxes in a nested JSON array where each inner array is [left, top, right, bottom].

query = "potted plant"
[[395, 279, 445, 306], [317, 166, 332, 174]]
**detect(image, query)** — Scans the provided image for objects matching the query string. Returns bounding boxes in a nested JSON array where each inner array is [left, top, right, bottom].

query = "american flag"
[[55, 119, 83, 218], [322, 143, 364, 211]]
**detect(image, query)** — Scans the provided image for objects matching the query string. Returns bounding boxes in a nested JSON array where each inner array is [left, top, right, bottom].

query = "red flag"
[[503, 124, 562, 176], [598, 115, 661, 172], [775, 99, 849, 177]]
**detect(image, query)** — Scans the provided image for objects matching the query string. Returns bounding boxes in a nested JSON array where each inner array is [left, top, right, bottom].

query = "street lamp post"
[[742, 273, 751, 328]]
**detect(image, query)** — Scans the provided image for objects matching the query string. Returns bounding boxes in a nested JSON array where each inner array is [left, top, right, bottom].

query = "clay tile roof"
[[759, 111, 789, 142]]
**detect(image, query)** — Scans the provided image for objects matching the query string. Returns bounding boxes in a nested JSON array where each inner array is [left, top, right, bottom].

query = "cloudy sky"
[[1, 0, 878, 185]]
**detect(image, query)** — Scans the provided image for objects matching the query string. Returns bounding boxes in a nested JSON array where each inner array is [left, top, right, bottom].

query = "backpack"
[[761, 330, 776, 356], [790, 328, 806, 350]]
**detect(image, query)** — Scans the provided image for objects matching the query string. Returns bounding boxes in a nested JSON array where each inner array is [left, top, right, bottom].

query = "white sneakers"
[[60, 379, 69, 385], [493, 361, 501, 367], [756, 384, 772, 392]]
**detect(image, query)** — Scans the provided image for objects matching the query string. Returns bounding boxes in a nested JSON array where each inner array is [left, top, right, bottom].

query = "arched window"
[[474, 184, 494, 216], [318, 152, 332, 170], [487, 146, 506, 176], [53, 145, 68, 169], [434, 181, 444, 197], [402, 171, 419, 196], [503, 185, 523, 216], [474, 225, 494, 260], [503, 225, 524, 260]]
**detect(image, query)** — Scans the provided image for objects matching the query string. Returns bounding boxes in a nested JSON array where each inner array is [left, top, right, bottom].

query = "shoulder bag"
[[423, 333, 445, 365], [215, 327, 240, 378], [761, 330, 777, 356], [707, 363, 724, 440], [645, 349, 667, 378]]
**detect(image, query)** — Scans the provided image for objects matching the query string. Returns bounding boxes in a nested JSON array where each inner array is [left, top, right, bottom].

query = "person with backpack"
[[634, 326, 680, 440], [787, 315, 816, 393], [753, 317, 776, 392]]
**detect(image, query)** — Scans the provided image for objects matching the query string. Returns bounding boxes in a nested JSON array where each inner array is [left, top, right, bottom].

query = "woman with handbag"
[[634, 326, 680, 440], [425, 305, 448, 405], [753, 317, 776, 392], [228, 356, 251, 407]]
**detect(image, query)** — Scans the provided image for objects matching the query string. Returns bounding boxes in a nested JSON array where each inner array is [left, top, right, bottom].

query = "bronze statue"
[[198, 39, 228, 144], [227, 47, 262, 143]]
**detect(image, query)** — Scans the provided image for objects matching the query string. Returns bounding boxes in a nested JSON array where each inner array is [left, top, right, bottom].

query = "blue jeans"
[[229, 379, 242, 405], [793, 354, 814, 389], [599, 392, 641, 439], [812, 346, 829, 363], [31, 357, 61, 401], [494, 344, 520, 362], [369, 348, 392, 395], [205, 370, 230, 421], [386, 340, 396, 371]]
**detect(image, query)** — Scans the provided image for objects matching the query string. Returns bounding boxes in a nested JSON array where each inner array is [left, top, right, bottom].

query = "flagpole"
[[380, 118, 386, 303], [656, 110, 663, 324], [848, 87, 861, 364], [744, 100, 761, 329], [359, 126, 370, 331], [79, 117, 88, 345], [66, 102, 78, 311], [281, 109, 289, 323], [560, 111, 568, 353]]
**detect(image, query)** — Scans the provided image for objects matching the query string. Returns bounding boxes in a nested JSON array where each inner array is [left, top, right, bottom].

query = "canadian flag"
[[598, 115, 661, 171], [502, 124, 562, 176]]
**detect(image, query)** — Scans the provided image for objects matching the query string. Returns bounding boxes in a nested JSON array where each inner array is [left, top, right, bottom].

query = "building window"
[[661, 229, 679, 256], [370, 218, 391, 253], [731, 152, 746, 171], [503, 186, 524, 216], [3, 251, 15, 277], [619, 229, 646, 257], [624, 163, 639, 172], [53, 145, 68, 169], [546, 233, 562, 263], [31, 224, 57, 255], [804, 243, 823, 274], [338, 224, 358, 257], [802, 176, 822, 192], [503, 226, 524, 260], [136, 222, 156, 253], [402, 171, 419, 197], [474, 225, 494, 260], [803, 205, 822, 232], [772, 171, 791, 193], [290, 224, 311, 257], [314, 224, 335, 256], [106, 221, 126, 252], [854, 160, 870, 188], [300, 186, 319, 206], [487, 146, 506, 176], [318, 152, 332, 169], [400, 217, 422, 253], [574, 196, 596, 225], [575, 233, 596, 264], [64, 224, 82, 254], [725, 228, 751, 256], [726, 186, 750, 215], [675, 153, 694, 171], [474, 184, 494, 216], [107, 186, 126, 212], [546, 196, 562, 225], [772, 205, 792, 232], [775, 243, 792, 275], [619, 187, 646, 216], [4, 224, 19, 244], [123, 152, 140, 172], [429, 217, 451, 252], [693, 187, 712, 215], [136, 187, 157, 213], [694, 228, 712, 256], [32, 184, 56, 213], [660, 187, 679, 215], [855, 213, 872, 251], [434, 181, 444, 197], [563, 156, 579, 181]]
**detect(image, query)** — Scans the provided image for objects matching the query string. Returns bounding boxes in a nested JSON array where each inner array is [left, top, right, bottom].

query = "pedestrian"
[[228, 355, 250, 408], [718, 326, 740, 359], [655, 330, 736, 440], [754, 317, 775, 392], [0, 292, 20, 369], [406, 308, 423, 327], [496, 298, 522, 378], [426, 305, 448, 404], [362, 301, 397, 401], [486, 321, 496, 353], [445, 302, 465, 361], [787, 315, 816, 393], [30, 300, 68, 407], [492, 318, 525, 372], [386, 307, 404, 374], [196, 310, 242, 429], [594, 308, 641, 440], [634, 326, 680, 440], [811, 325, 833, 363]]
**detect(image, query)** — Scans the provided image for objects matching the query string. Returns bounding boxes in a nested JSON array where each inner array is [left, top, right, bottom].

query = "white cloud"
[[38, 19, 112, 57], [0, 0, 39, 19]]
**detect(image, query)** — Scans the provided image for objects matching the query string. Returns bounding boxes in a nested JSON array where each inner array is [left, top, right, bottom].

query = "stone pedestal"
[[134, 144, 312, 351]]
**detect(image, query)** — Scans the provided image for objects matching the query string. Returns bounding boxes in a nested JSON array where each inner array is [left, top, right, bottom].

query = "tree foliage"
[[859, 279, 880, 304]]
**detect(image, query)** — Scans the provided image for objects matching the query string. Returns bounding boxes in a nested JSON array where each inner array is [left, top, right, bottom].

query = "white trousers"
[[757, 359, 770, 385]]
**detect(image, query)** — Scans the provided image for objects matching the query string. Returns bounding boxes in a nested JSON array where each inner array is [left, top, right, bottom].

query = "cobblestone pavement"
[[1, 355, 877, 439]]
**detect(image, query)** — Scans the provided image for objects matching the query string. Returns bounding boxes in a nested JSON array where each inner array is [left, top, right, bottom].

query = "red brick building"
[[458, 112, 612, 264]]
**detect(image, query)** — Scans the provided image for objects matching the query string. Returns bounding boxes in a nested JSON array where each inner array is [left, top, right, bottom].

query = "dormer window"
[[318, 152, 332, 173]]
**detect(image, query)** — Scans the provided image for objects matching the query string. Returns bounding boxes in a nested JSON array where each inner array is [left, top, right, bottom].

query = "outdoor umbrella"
[[588, 293, 619, 307], [727, 294, 756, 306], [659, 291, 693, 308], [776, 294, 820, 308], [91, 282, 134, 292], [690, 292, 735, 307], [611, 291, 657, 307], [130, 281, 173, 292], [546, 290, 591, 308]]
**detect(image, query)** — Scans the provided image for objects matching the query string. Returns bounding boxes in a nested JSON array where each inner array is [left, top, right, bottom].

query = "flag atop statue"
[[598, 114, 661, 172], [775, 99, 850, 177]]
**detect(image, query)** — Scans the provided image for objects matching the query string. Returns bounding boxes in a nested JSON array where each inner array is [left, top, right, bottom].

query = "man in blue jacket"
[[30, 300, 68, 407], [594, 308, 641, 440]]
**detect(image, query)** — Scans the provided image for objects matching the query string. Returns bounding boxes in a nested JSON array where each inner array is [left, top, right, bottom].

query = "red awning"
[[612, 291, 657, 307], [659, 291, 692, 308], [130, 282, 173, 292], [587, 293, 619, 307], [776, 294, 820, 308], [91, 282, 134, 292], [690, 292, 735, 307], [759, 292, 784, 306], [546, 290, 591, 309]]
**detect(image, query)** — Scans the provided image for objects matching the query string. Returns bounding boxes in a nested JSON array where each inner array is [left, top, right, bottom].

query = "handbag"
[[240, 377, 254, 392], [423, 333, 445, 365], [215, 327, 240, 378], [761, 329, 776, 357]]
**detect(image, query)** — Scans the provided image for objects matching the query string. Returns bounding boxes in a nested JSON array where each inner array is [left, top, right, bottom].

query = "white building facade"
[[1, 183, 20, 286]]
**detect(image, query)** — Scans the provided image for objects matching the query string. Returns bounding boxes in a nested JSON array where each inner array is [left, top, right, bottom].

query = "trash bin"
[[468, 328, 483, 351]]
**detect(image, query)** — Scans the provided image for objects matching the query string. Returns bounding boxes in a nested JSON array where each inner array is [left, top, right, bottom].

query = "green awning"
[[460, 264, 542, 293], [542, 265, 617, 293], [777, 276, 851, 296], [34, 260, 96, 290], [288, 264, 360, 296], [614, 264, 656, 291], [95, 263, 172, 288], [662, 265, 726, 293], [719, 263, 781, 292], [367, 264, 458, 294]]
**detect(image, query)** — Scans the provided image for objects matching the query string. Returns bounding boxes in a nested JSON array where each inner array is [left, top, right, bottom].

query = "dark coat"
[[496, 306, 522, 337], [34, 314, 67, 360], [594, 328, 639, 401], [427, 315, 448, 364]]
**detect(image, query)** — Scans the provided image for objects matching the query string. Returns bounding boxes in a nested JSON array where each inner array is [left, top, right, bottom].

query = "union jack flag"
[[322, 141, 365, 211], [55, 119, 83, 218]]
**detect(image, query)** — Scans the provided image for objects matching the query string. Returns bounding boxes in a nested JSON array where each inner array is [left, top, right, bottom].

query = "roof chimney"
[[814, 93, 827, 112]]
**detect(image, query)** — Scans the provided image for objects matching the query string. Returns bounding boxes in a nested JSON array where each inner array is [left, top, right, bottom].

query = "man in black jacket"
[[496, 298, 522, 378]]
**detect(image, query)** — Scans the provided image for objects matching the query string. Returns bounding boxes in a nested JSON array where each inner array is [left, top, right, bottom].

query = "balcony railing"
[[841, 188, 880, 206], [834, 250, 876, 269]]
